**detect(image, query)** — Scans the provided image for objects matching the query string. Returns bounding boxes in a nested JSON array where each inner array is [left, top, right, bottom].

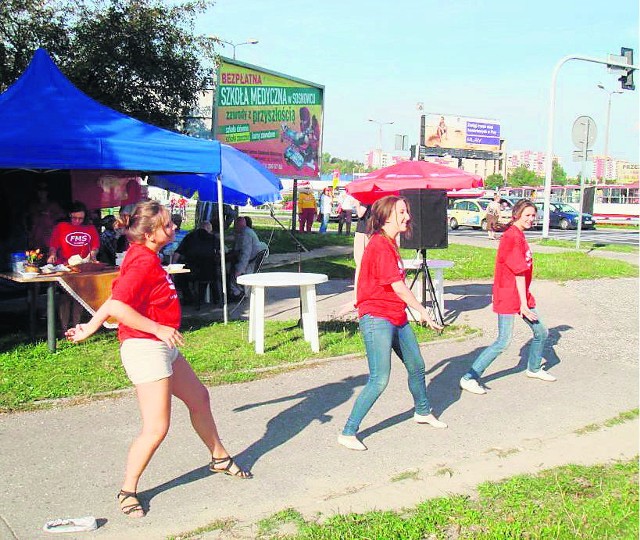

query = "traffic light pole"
[[541, 52, 638, 238]]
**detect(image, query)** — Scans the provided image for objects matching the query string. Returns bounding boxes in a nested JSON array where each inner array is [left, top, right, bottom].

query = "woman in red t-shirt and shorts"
[[338, 196, 446, 451], [459, 199, 556, 396], [66, 201, 251, 518]]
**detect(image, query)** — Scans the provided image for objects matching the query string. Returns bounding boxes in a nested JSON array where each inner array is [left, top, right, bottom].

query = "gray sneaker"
[[459, 377, 487, 395]]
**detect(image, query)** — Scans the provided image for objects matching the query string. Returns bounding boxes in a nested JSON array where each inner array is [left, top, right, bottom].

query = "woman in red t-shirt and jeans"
[[460, 199, 556, 396], [66, 201, 251, 519], [338, 196, 446, 451]]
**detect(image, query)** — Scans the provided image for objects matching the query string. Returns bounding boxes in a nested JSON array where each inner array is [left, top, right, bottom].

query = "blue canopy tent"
[[0, 48, 222, 175], [0, 49, 283, 321]]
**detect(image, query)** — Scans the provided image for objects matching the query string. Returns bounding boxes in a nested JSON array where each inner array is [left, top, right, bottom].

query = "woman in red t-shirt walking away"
[[338, 196, 446, 451], [460, 199, 556, 396], [66, 201, 251, 519]]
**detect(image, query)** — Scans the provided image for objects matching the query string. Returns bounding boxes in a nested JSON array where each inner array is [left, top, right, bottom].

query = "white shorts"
[[120, 339, 179, 385]]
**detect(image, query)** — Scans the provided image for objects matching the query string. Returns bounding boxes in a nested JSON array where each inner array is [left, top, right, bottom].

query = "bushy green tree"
[[484, 173, 504, 189], [551, 160, 568, 185], [0, 0, 71, 90], [0, 0, 214, 130], [508, 165, 542, 186], [320, 152, 369, 175]]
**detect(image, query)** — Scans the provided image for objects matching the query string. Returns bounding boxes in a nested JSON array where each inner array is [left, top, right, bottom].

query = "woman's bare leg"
[[170, 355, 226, 456], [121, 378, 172, 494], [170, 355, 251, 477]]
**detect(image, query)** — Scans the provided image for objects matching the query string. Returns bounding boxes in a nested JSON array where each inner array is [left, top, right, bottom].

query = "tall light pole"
[[597, 83, 623, 179], [368, 118, 393, 150], [218, 38, 259, 60]]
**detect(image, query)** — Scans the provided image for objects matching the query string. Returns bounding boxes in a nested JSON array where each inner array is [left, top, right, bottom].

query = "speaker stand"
[[408, 249, 445, 327]]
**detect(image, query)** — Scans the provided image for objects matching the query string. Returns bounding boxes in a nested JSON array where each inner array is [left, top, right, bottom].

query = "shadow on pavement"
[[139, 465, 211, 511], [232, 374, 368, 469], [482, 324, 571, 384], [443, 283, 493, 324]]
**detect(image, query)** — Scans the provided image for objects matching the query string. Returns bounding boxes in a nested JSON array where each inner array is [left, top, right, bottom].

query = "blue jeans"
[[342, 315, 431, 436], [462, 308, 549, 381], [319, 212, 330, 233]]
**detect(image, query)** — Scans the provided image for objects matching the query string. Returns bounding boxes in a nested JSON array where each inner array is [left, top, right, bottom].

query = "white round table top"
[[237, 272, 328, 287]]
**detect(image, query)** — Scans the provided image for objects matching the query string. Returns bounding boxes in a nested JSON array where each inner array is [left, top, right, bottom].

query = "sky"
[[195, 0, 639, 176]]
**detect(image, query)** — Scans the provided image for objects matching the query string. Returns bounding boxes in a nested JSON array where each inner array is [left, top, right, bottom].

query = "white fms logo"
[[65, 232, 91, 246]]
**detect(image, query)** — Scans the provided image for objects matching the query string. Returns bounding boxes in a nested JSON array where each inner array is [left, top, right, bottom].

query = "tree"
[[68, 0, 213, 130], [320, 152, 369, 175], [551, 160, 568, 185], [508, 165, 542, 187], [0, 0, 71, 91], [1, 0, 214, 130], [484, 173, 504, 190]]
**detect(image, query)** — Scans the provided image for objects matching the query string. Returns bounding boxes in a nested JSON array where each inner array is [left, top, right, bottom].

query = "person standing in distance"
[[460, 199, 556, 395], [339, 195, 446, 451], [66, 201, 251, 519]]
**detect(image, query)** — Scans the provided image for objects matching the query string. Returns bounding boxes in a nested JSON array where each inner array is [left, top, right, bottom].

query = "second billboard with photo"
[[215, 58, 324, 179], [423, 114, 501, 152]]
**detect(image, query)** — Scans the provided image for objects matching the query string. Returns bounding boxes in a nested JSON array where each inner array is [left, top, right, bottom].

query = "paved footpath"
[[0, 240, 637, 539]]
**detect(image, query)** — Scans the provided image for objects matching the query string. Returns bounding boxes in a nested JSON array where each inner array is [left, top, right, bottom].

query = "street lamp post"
[[368, 118, 394, 150], [218, 38, 259, 60], [597, 84, 623, 179]]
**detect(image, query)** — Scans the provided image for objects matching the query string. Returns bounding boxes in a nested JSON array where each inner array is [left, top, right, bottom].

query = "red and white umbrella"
[[346, 160, 483, 205]]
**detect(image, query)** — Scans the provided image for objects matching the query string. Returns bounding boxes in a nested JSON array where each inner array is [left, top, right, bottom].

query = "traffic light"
[[619, 47, 635, 91]]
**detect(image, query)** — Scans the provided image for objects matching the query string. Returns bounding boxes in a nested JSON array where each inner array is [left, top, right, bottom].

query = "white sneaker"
[[414, 413, 448, 428], [526, 369, 557, 382], [459, 377, 486, 395], [338, 434, 367, 451]]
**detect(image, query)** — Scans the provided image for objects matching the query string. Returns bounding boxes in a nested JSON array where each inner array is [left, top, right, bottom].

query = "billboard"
[[422, 114, 501, 152], [215, 58, 324, 178]]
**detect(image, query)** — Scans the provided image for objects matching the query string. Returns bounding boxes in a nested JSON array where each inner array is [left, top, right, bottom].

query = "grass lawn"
[[274, 244, 639, 281], [1, 224, 636, 410], [0, 320, 474, 411], [533, 238, 639, 254], [170, 458, 639, 540]]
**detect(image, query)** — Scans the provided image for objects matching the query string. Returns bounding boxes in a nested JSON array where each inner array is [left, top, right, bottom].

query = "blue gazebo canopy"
[[0, 48, 221, 175]]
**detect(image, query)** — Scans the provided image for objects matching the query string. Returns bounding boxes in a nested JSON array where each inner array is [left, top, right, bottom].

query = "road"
[[449, 226, 639, 247]]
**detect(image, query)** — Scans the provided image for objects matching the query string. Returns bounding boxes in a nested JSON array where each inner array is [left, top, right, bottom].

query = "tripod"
[[407, 248, 444, 327]]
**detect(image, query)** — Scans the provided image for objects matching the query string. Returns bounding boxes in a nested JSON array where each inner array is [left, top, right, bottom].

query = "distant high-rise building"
[[364, 150, 406, 169], [592, 156, 639, 183], [365, 150, 501, 180], [507, 150, 559, 176]]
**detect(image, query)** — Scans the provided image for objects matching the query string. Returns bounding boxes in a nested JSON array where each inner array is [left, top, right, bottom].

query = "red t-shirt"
[[357, 233, 407, 326], [111, 243, 181, 342], [49, 222, 100, 263], [492, 225, 535, 314]]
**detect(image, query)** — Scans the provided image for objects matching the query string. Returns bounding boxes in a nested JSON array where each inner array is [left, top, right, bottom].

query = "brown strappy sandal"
[[117, 490, 145, 518], [209, 456, 253, 479]]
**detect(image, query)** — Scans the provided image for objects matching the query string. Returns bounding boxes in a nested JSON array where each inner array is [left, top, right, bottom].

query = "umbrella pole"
[[216, 174, 228, 324]]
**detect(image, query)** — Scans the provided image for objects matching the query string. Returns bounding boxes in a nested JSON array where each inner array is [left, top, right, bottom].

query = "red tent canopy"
[[346, 160, 483, 204]]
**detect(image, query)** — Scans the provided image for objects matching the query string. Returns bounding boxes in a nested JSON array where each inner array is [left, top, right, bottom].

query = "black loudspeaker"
[[399, 189, 448, 250]]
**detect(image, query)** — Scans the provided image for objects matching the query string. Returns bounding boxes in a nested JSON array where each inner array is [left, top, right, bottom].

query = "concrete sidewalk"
[[0, 240, 638, 540]]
